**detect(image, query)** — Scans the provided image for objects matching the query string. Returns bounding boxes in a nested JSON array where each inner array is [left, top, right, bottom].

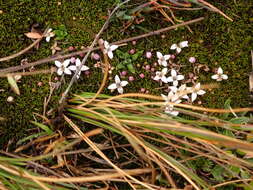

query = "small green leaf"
[[31, 121, 53, 135], [116, 63, 126, 70], [230, 117, 250, 124], [127, 64, 135, 73], [7, 75, 20, 95]]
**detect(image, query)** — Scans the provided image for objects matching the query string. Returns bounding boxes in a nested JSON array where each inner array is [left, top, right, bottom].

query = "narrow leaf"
[[7, 75, 20, 95]]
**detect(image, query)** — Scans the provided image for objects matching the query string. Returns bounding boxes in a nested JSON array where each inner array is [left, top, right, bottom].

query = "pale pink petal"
[[110, 45, 118, 51], [171, 69, 177, 77], [182, 95, 189, 99], [170, 44, 177, 50], [197, 90, 206, 95], [161, 60, 167, 67], [167, 77, 173, 82], [161, 94, 168, 101], [68, 65, 76, 71], [164, 54, 171, 60], [108, 83, 117, 90], [173, 80, 178, 87], [108, 51, 113, 59], [170, 111, 179, 116], [222, 74, 228, 80], [120, 81, 128, 87], [117, 87, 124, 94], [115, 75, 121, 84], [158, 60, 162, 66], [104, 41, 109, 49], [176, 47, 182, 54], [217, 67, 223, 74], [162, 68, 168, 75], [211, 74, 219, 80], [81, 65, 89, 71], [161, 76, 167, 83], [191, 93, 197, 102], [63, 59, 71, 67], [55, 61, 62, 68], [75, 58, 81, 66], [46, 36, 50, 42], [154, 75, 160, 81], [179, 41, 188, 48], [64, 68, 72, 75], [156, 51, 163, 59], [169, 86, 177, 93], [177, 75, 184, 81], [57, 68, 63, 76], [195, 83, 201, 89]]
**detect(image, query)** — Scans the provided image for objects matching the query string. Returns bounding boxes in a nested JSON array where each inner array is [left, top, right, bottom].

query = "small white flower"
[[68, 58, 89, 78], [169, 84, 189, 100], [157, 52, 171, 67], [170, 41, 188, 54], [189, 83, 206, 102], [161, 91, 181, 116], [211, 67, 228, 81], [104, 41, 118, 59], [108, 75, 128, 94], [45, 28, 55, 42], [154, 68, 168, 83], [167, 69, 184, 87], [55, 59, 72, 76]]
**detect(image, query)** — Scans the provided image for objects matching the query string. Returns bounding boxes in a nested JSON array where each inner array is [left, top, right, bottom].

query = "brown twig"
[[0, 28, 49, 62], [0, 17, 204, 74], [0, 67, 55, 77]]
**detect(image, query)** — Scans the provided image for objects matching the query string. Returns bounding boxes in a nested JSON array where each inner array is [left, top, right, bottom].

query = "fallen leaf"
[[25, 32, 43, 39]]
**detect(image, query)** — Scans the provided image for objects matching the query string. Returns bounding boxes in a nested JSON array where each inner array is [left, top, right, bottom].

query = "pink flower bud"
[[129, 76, 134, 82], [132, 40, 137, 45], [189, 57, 196, 63], [145, 51, 152, 59], [129, 49, 135, 54], [145, 65, 150, 71], [121, 71, 127, 76], [151, 67, 155, 72], [140, 88, 146, 93], [171, 54, 176, 59], [91, 53, 100, 60], [84, 70, 90, 76], [70, 57, 76, 63], [68, 46, 75, 51], [139, 73, 145, 78]]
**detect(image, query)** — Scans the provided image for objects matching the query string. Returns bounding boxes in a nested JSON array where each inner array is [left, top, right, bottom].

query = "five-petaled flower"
[[108, 75, 128, 94], [189, 83, 206, 102], [154, 68, 168, 83], [157, 52, 171, 67], [170, 41, 188, 54], [169, 84, 189, 100], [161, 91, 181, 116], [103, 41, 118, 59], [45, 28, 55, 42], [55, 59, 72, 76], [68, 58, 89, 79], [167, 69, 184, 87], [211, 67, 228, 81]]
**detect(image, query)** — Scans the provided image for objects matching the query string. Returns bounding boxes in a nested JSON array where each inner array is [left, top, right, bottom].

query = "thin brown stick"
[[0, 68, 55, 77], [0, 28, 49, 62], [0, 17, 204, 74]]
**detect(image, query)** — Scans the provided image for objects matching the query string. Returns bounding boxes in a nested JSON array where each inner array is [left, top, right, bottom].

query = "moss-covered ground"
[[0, 0, 252, 145]]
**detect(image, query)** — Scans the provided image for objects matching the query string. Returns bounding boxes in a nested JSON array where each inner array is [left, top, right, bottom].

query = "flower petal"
[[164, 54, 171, 60], [115, 75, 121, 84], [75, 58, 81, 66], [55, 61, 62, 68], [173, 80, 178, 87], [64, 68, 72, 75], [81, 65, 89, 71], [63, 59, 71, 67], [167, 76, 173, 82], [177, 75, 184, 81], [110, 45, 118, 51], [171, 69, 177, 77], [179, 41, 188, 48], [154, 75, 160, 81], [117, 87, 124, 94], [197, 90, 206, 95], [222, 74, 228, 80], [211, 74, 219, 80], [161, 60, 167, 67], [217, 67, 223, 74], [104, 41, 109, 49], [195, 83, 201, 90], [108, 83, 117, 90], [169, 86, 177, 93], [170, 44, 177, 50], [176, 47, 182, 54], [120, 81, 128, 87], [46, 36, 50, 42], [57, 68, 63, 76], [161, 94, 168, 101], [162, 68, 168, 75], [191, 92, 197, 102], [108, 51, 113, 59], [68, 65, 76, 71], [161, 76, 167, 83], [156, 51, 163, 59]]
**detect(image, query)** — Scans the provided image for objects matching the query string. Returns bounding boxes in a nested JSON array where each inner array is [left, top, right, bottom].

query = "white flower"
[[169, 84, 189, 100], [170, 41, 188, 54], [104, 41, 118, 59], [55, 59, 72, 76], [211, 67, 228, 81], [167, 69, 184, 86], [157, 52, 171, 67], [68, 58, 89, 78], [189, 83, 206, 102], [108, 75, 128, 94], [45, 28, 55, 42], [161, 91, 181, 116], [154, 68, 168, 83]]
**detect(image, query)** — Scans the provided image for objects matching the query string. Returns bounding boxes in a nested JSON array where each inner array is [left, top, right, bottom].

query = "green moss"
[[0, 0, 252, 145]]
